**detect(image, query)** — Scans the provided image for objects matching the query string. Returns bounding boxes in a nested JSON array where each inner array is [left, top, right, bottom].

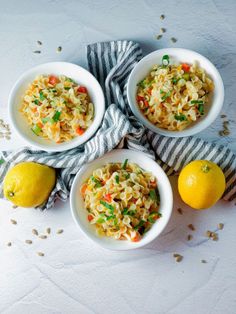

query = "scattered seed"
[[175, 255, 183, 262], [206, 230, 212, 238], [10, 219, 17, 225], [37, 40, 42, 45], [57, 229, 64, 234], [173, 253, 181, 258], [156, 34, 162, 40], [188, 224, 195, 231], [171, 37, 177, 43], [33, 50, 41, 54], [160, 14, 165, 20], [12, 205, 18, 209], [32, 229, 39, 236], [221, 114, 226, 118], [201, 259, 207, 263], [218, 223, 224, 230], [46, 227, 51, 234], [212, 233, 218, 241], [160, 27, 166, 33], [39, 235, 47, 239], [177, 207, 183, 215], [25, 240, 32, 244], [56, 46, 62, 53], [37, 252, 44, 257], [7, 242, 12, 246], [187, 234, 193, 241]]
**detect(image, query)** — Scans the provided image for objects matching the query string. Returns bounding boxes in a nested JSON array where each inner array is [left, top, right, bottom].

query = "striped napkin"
[[0, 41, 235, 209]]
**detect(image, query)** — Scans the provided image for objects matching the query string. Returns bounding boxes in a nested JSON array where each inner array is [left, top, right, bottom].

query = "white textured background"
[[0, 1, 236, 313]]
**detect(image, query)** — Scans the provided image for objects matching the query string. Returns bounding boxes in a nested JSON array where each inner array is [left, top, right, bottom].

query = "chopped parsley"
[[122, 159, 128, 170], [174, 114, 187, 121], [115, 175, 119, 184], [91, 176, 102, 188]]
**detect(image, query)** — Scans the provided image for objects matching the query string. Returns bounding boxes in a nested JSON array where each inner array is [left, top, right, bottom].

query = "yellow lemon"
[[3, 162, 56, 207], [178, 160, 225, 210]]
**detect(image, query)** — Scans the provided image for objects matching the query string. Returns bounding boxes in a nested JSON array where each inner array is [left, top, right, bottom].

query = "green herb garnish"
[[31, 124, 41, 135], [91, 176, 102, 187], [33, 99, 39, 105], [66, 78, 74, 82], [106, 215, 116, 221], [122, 159, 128, 170], [172, 77, 180, 84], [182, 73, 190, 81], [190, 100, 204, 104], [122, 208, 136, 216], [174, 114, 187, 121], [52, 111, 61, 122], [161, 91, 171, 101], [137, 79, 146, 88], [148, 212, 161, 223], [125, 173, 130, 179], [42, 117, 54, 124], [39, 91, 45, 101], [162, 54, 170, 66], [96, 217, 105, 223], [64, 87, 71, 90], [149, 189, 158, 201], [115, 175, 119, 184], [100, 200, 115, 213], [134, 220, 145, 230], [198, 103, 204, 115]]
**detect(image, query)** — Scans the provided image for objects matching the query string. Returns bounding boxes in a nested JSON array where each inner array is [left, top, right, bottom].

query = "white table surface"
[[0, 1, 236, 313]]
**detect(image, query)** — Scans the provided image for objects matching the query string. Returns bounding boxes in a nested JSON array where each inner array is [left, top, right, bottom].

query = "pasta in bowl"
[[21, 74, 94, 143], [9, 62, 105, 152], [70, 149, 173, 250], [127, 48, 224, 137]]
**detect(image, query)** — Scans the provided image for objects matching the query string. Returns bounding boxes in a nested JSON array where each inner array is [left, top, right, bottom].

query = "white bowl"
[[127, 48, 224, 137], [8, 62, 105, 152], [70, 149, 173, 250]]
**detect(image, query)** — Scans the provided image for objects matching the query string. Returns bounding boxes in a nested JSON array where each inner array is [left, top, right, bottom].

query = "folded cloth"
[[0, 41, 235, 209]]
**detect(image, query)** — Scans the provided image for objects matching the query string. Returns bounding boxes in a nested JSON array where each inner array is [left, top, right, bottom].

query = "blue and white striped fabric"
[[0, 40, 235, 209]]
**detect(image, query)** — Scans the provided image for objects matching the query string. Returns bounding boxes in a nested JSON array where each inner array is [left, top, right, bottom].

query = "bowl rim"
[[70, 149, 173, 250], [127, 47, 224, 137], [8, 61, 105, 152]]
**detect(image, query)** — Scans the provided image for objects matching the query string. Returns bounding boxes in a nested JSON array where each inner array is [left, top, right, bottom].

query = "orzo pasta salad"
[[21, 75, 94, 143], [136, 55, 214, 131], [81, 160, 161, 242]]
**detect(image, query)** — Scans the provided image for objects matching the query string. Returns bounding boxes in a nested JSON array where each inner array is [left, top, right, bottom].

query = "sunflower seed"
[[206, 230, 212, 238], [37, 40, 42, 45], [221, 114, 226, 118], [173, 253, 181, 258], [187, 234, 193, 241], [177, 208, 183, 215], [201, 259, 207, 263], [156, 34, 162, 40], [171, 37, 177, 43], [12, 205, 18, 209], [218, 223, 224, 230], [46, 227, 51, 234], [160, 27, 166, 33], [175, 255, 183, 262], [188, 224, 195, 231], [10, 219, 17, 225], [33, 50, 41, 54], [7, 242, 12, 246], [25, 240, 32, 244], [57, 229, 64, 234], [39, 235, 47, 239], [160, 14, 165, 20], [32, 229, 39, 236], [212, 233, 218, 241], [37, 252, 44, 257], [56, 46, 62, 53]]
